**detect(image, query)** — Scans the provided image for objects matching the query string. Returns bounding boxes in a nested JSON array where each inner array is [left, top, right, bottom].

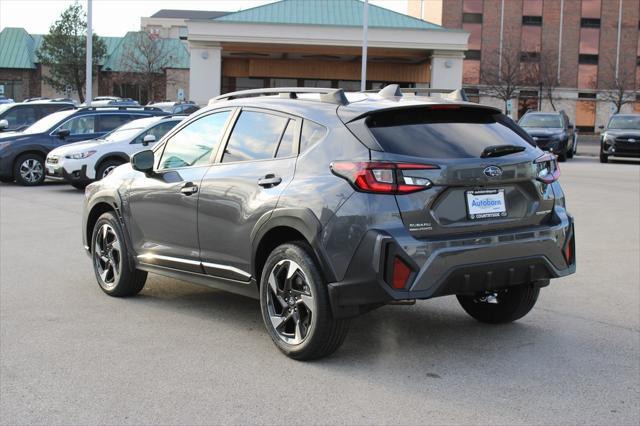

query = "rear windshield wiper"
[[481, 145, 526, 158]]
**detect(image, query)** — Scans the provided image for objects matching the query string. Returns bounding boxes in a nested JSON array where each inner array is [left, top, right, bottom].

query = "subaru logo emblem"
[[630, 138, 636, 143], [483, 166, 503, 178]]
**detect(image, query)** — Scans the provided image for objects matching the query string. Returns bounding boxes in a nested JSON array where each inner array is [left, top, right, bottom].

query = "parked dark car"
[[518, 110, 577, 161], [0, 106, 166, 185], [599, 113, 640, 163], [149, 101, 200, 115], [0, 101, 75, 132], [82, 85, 575, 360]]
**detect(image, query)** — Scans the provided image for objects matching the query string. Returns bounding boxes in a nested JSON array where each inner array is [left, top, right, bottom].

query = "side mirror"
[[131, 149, 154, 174], [56, 128, 71, 139], [0, 119, 8, 130], [142, 134, 156, 146], [598, 125, 605, 130]]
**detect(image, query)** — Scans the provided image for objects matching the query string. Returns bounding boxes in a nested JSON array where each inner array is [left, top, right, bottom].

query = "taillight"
[[330, 161, 438, 194], [535, 153, 560, 184]]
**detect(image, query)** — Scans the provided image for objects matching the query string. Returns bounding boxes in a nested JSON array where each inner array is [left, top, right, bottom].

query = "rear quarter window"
[[366, 107, 533, 159]]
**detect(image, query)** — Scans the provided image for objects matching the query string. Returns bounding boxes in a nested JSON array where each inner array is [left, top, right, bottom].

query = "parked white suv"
[[46, 116, 184, 189]]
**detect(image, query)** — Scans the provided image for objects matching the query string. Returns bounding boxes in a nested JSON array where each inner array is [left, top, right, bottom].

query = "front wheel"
[[96, 159, 124, 180], [260, 242, 350, 360], [13, 153, 45, 186], [457, 285, 540, 324], [599, 151, 609, 163], [91, 212, 147, 297]]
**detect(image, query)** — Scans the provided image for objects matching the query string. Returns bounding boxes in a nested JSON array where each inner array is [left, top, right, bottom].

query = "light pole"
[[360, 0, 369, 92], [85, 0, 93, 105]]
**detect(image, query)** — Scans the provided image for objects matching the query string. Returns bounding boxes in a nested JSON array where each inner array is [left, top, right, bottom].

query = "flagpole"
[[86, 0, 93, 105], [360, 0, 369, 91]]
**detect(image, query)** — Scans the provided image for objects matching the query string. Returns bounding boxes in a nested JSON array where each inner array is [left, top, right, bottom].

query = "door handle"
[[258, 174, 282, 188], [180, 182, 198, 195]]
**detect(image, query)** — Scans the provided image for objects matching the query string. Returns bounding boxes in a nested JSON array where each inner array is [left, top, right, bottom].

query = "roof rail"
[[211, 87, 349, 106], [79, 105, 163, 112], [366, 84, 469, 102]]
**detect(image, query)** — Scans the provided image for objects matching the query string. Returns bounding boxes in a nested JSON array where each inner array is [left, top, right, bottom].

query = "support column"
[[430, 50, 464, 90], [189, 43, 222, 106]]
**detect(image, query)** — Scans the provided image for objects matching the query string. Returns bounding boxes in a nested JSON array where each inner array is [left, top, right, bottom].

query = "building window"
[[462, 13, 483, 23], [463, 60, 480, 85], [466, 50, 481, 60], [578, 92, 597, 99], [578, 54, 599, 65], [579, 28, 600, 55], [580, 18, 600, 28], [578, 65, 598, 89], [521, 25, 542, 52], [464, 88, 480, 103], [522, 16, 542, 26], [520, 52, 540, 62], [463, 0, 483, 14], [463, 23, 482, 50], [581, 0, 601, 18]]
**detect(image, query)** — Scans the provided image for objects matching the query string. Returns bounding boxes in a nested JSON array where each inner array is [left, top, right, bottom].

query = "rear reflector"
[[392, 257, 412, 290], [330, 161, 438, 194]]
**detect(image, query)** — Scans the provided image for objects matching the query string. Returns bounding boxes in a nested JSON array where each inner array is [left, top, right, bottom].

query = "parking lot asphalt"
[[1, 155, 638, 425]]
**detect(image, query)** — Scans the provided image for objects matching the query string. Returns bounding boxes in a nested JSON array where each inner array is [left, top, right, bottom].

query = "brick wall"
[[0, 68, 39, 100], [442, 0, 463, 28]]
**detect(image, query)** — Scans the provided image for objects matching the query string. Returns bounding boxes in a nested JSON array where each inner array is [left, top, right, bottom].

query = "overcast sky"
[[0, 0, 408, 36]]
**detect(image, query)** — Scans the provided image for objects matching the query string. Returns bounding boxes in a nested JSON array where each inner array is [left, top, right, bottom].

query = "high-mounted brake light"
[[330, 161, 438, 194], [534, 153, 560, 184]]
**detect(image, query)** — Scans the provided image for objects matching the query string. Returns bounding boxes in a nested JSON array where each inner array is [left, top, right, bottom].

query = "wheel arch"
[[94, 152, 130, 173], [85, 201, 117, 253], [13, 149, 48, 169], [251, 208, 337, 287]]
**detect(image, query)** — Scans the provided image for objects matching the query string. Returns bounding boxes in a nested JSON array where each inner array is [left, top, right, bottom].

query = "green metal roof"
[[101, 32, 189, 72], [215, 0, 443, 30], [0, 28, 38, 69], [0, 27, 188, 70]]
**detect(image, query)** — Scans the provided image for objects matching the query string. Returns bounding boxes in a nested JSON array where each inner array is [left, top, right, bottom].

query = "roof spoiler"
[[366, 84, 469, 102]]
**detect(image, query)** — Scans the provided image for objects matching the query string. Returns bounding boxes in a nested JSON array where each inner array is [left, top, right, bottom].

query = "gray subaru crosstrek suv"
[[82, 85, 576, 360]]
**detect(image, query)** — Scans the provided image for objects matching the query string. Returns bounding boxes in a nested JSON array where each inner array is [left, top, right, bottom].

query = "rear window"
[[519, 113, 563, 128], [366, 107, 533, 159]]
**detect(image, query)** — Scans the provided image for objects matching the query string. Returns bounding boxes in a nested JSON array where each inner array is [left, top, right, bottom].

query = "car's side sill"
[[136, 263, 260, 300]]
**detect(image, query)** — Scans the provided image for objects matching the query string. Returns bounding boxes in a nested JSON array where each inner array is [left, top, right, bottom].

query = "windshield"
[[0, 104, 12, 115], [519, 114, 562, 128], [22, 110, 77, 134], [608, 115, 640, 130]]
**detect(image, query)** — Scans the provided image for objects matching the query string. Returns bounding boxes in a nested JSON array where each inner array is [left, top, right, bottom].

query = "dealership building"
[[142, 0, 469, 106]]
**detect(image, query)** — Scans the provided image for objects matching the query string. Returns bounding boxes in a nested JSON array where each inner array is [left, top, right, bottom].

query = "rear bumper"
[[327, 215, 575, 318]]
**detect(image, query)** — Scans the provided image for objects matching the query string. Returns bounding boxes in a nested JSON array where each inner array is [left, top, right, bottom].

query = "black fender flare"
[[250, 208, 337, 283], [94, 152, 130, 173]]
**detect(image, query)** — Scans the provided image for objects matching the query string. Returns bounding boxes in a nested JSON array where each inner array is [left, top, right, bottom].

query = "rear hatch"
[[348, 104, 558, 238]]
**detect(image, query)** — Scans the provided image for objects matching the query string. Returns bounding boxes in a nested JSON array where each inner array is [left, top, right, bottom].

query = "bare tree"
[[480, 38, 537, 113], [537, 51, 560, 111], [599, 58, 637, 114], [117, 32, 175, 103]]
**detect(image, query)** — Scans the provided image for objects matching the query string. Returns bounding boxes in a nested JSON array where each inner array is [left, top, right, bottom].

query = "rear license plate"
[[466, 189, 507, 219]]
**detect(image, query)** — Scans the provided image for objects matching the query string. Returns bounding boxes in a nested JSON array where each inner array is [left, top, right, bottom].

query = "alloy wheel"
[[266, 259, 314, 345], [19, 158, 43, 184], [102, 165, 117, 179], [94, 224, 122, 289]]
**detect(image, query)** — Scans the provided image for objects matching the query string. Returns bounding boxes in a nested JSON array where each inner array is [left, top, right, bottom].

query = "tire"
[[599, 151, 609, 163], [13, 153, 45, 186], [0, 177, 13, 183], [456, 285, 540, 324], [96, 159, 124, 180], [91, 212, 147, 297], [260, 242, 350, 360], [71, 182, 89, 190], [557, 149, 567, 162], [566, 140, 574, 159]]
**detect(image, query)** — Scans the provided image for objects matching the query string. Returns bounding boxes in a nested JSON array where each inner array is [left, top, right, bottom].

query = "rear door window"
[[366, 107, 533, 159], [58, 115, 96, 135], [97, 114, 135, 132], [221, 110, 289, 163]]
